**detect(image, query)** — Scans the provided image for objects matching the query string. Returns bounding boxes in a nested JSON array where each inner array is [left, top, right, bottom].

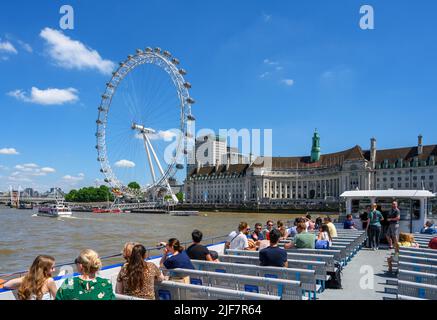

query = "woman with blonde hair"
[[56, 249, 115, 300], [122, 242, 139, 262], [3, 255, 57, 300]]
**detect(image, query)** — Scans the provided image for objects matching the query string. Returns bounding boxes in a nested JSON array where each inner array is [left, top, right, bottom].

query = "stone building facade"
[[184, 133, 437, 204]]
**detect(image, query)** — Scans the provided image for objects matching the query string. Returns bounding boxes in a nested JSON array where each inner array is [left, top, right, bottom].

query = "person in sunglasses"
[[262, 220, 275, 241], [251, 223, 265, 241], [55, 249, 115, 300]]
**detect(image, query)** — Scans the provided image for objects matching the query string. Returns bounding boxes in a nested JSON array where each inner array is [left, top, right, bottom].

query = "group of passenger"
[[224, 215, 339, 268], [2, 229, 219, 300]]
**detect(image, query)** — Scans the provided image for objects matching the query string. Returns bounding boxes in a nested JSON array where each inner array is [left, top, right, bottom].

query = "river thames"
[[0, 207, 318, 275]]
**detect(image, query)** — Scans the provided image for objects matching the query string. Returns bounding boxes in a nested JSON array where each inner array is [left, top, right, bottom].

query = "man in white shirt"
[[225, 222, 251, 250]]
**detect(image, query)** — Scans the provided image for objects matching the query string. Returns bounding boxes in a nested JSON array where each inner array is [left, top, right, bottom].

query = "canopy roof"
[[340, 189, 435, 199]]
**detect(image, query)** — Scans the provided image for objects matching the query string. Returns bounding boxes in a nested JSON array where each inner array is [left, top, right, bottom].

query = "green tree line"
[[65, 185, 115, 202]]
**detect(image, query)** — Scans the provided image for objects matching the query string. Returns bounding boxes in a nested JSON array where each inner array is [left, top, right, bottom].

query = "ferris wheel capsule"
[[154, 47, 161, 53], [136, 49, 143, 54], [163, 50, 171, 57], [183, 82, 191, 89], [176, 164, 184, 170], [145, 47, 152, 52], [172, 58, 180, 65], [187, 114, 196, 121], [186, 97, 195, 104], [178, 69, 187, 75]]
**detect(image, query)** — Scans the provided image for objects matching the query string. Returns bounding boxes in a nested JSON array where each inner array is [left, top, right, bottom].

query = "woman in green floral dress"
[[56, 249, 115, 300]]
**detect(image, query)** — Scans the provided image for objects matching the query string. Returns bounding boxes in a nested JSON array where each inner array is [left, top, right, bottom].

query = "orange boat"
[[92, 208, 122, 214]]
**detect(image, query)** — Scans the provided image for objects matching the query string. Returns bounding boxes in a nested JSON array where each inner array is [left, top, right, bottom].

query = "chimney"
[[370, 137, 377, 169], [418, 134, 423, 155]]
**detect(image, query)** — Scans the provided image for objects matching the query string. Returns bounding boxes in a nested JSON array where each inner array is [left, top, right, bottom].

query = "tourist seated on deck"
[[225, 222, 255, 251], [314, 217, 323, 230], [56, 249, 115, 300], [387, 233, 420, 273], [284, 222, 316, 249], [317, 224, 333, 247], [420, 220, 437, 235], [429, 237, 437, 249], [343, 214, 357, 230], [251, 223, 265, 241], [122, 242, 139, 263], [259, 229, 288, 267], [186, 229, 217, 262], [3, 255, 57, 300], [160, 238, 195, 270], [305, 214, 315, 231], [116, 244, 165, 300], [288, 217, 304, 238], [277, 220, 289, 240], [323, 217, 338, 238], [262, 220, 274, 240]]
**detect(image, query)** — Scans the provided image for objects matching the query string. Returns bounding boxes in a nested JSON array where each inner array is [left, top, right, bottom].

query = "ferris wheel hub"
[[131, 122, 156, 134]]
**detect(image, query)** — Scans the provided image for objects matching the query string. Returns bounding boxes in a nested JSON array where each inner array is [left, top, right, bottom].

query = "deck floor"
[[319, 245, 396, 300]]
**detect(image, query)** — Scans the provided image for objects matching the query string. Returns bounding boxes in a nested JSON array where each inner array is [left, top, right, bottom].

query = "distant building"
[[43, 187, 65, 198], [184, 132, 437, 204]]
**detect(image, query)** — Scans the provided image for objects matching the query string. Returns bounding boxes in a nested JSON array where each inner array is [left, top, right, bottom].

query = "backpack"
[[325, 261, 343, 289], [315, 240, 330, 249]]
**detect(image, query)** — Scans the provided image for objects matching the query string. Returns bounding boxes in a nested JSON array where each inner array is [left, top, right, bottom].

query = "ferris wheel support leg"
[[144, 134, 178, 202], [142, 134, 156, 183]]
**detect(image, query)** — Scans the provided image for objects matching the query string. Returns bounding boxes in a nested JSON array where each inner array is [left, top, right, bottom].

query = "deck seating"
[[219, 254, 327, 284], [155, 280, 280, 300], [226, 249, 336, 272], [191, 260, 319, 299], [168, 268, 302, 300], [396, 279, 437, 300], [398, 261, 437, 274], [399, 255, 437, 266], [398, 270, 437, 286], [399, 248, 437, 259]]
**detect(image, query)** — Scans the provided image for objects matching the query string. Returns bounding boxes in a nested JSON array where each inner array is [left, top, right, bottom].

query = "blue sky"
[[0, 0, 436, 192]]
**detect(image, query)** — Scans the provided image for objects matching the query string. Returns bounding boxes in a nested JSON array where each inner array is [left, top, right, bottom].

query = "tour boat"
[[92, 207, 123, 214], [37, 201, 72, 218]]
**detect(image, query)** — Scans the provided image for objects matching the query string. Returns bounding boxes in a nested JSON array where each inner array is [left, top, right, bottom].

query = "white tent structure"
[[340, 189, 435, 233]]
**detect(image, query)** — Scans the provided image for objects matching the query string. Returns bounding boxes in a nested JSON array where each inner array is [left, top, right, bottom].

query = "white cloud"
[[41, 167, 56, 173], [8, 87, 79, 105], [40, 27, 115, 75], [0, 41, 17, 54], [135, 130, 178, 142], [263, 13, 272, 22], [259, 72, 270, 79], [114, 159, 136, 168], [13, 163, 56, 178], [0, 148, 19, 155], [281, 79, 295, 86], [17, 40, 33, 53], [8, 176, 32, 182], [263, 59, 279, 66], [63, 173, 85, 182]]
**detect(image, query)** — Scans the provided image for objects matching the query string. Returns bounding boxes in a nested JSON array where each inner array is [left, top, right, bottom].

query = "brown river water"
[[0, 207, 326, 275]]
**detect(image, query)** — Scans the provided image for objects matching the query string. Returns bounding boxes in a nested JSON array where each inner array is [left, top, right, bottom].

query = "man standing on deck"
[[386, 201, 401, 249]]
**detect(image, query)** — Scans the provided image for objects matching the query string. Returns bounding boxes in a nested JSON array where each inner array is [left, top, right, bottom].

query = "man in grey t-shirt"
[[386, 201, 400, 249]]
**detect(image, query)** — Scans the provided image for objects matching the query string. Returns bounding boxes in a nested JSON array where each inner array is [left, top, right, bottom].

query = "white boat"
[[37, 200, 72, 218]]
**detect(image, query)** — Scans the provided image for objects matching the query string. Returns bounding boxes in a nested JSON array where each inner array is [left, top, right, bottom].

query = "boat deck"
[[319, 245, 394, 300]]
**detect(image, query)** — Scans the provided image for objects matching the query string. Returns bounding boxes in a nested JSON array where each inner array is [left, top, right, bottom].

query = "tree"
[[64, 186, 114, 203], [128, 181, 141, 190], [176, 192, 184, 203]]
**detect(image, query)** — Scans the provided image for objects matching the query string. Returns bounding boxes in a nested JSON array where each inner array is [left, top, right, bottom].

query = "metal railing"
[[0, 234, 228, 281]]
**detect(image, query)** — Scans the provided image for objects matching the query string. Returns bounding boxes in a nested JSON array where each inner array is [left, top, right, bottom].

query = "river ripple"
[[0, 207, 319, 275]]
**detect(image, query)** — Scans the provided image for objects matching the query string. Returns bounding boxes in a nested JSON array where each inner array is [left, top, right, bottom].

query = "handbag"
[[315, 240, 330, 249]]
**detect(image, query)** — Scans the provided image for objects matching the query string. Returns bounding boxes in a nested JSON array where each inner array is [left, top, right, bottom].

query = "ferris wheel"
[[95, 47, 195, 202]]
